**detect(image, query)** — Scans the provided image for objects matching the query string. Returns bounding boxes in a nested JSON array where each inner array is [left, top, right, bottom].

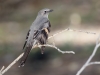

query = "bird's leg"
[[37, 43, 44, 54], [41, 46, 45, 54], [41, 50, 44, 54]]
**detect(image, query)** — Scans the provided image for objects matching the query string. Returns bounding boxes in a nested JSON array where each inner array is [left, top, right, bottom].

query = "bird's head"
[[38, 8, 53, 18]]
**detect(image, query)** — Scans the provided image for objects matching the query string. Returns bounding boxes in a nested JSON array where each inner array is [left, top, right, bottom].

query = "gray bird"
[[19, 8, 53, 67]]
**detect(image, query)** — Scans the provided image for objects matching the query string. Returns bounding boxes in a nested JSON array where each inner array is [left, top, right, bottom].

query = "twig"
[[76, 35, 100, 75], [48, 28, 96, 39], [48, 28, 69, 39], [38, 44, 75, 54], [96, 34, 100, 45], [88, 62, 100, 66], [0, 71, 2, 75], [0, 66, 4, 72], [1, 53, 24, 74]]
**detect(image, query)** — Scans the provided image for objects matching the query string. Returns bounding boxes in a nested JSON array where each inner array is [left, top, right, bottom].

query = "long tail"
[[19, 41, 37, 67], [19, 46, 32, 67]]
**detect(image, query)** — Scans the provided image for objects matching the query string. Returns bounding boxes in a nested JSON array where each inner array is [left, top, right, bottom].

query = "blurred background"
[[0, 0, 100, 75]]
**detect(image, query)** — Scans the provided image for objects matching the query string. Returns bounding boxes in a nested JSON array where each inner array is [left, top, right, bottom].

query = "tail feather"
[[19, 46, 32, 67]]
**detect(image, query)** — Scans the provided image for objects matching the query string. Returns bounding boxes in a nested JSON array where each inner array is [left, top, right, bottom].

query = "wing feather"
[[23, 30, 30, 49]]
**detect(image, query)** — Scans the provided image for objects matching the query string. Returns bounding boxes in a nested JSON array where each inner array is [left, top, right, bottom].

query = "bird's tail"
[[19, 45, 32, 67], [19, 40, 37, 67]]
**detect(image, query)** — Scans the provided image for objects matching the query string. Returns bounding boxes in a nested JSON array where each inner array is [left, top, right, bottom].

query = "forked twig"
[[76, 35, 100, 75]]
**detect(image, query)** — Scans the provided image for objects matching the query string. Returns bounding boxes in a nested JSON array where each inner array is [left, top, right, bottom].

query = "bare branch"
[[1, 53, 24, 74], [0, 66, 4, 75], [0, 71, 2, 75], [77, 29, 96, 35], [0, 28, 96, 75], [48, 28, 96, 39], [0, 43, 75, 75], [38, 44, 75, 54], [76, 35, 100, 75], [88, 62, 100, 66], [0, 66, 5, 72], [96, 34, 100, 45], [48, 28, 69, 39]]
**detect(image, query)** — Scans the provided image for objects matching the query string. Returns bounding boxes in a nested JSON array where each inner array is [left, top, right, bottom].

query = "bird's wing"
[[22, 30, 30, 50]]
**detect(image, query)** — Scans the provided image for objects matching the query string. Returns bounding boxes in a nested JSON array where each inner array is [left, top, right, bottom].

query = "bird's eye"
[[44, 11, 46, 13]]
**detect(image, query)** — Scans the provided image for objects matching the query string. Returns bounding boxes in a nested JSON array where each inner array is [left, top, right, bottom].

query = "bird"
[[19, 8, 53, 67]]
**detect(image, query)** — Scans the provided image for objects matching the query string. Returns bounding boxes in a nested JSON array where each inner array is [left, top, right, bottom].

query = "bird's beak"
[[49, 9, 53, 12]]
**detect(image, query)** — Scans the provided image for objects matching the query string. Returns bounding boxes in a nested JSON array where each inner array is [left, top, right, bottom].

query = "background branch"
[[0, 71, 2, 75], [0, 66, 4, 72], [76, 35, 100, 75], [88, 62, 100, 66]]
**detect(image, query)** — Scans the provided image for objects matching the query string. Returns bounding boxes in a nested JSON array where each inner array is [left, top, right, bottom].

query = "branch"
[[0, 66, 5, 75], [1, 53, 24, 74], [0, 28, 77, 75], [0, 44, 75, 75], [0, 66, 4, 72], [48, 28, 96, 39], [96, 34, 100, 45], [76, 35, 100, 75], [0, 71, 2, 75], [88, 62, 100, 66], [38, 44, 75, 54]]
